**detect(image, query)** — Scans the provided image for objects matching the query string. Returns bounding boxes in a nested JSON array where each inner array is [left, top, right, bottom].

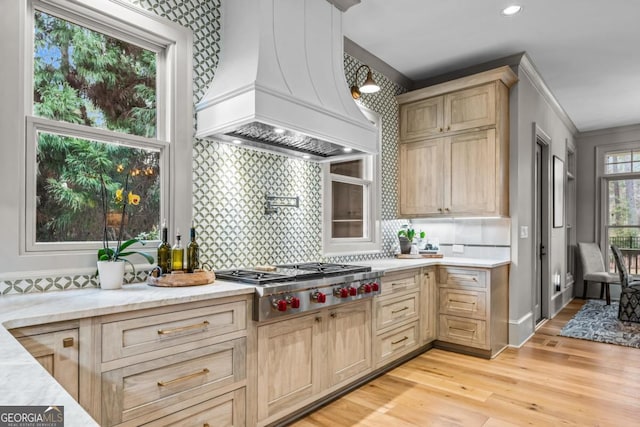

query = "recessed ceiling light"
[[501, 5, 522, 16], [343, 147, 353, 153], [274, 128, 285, 134], [232, 139, 242, 144]]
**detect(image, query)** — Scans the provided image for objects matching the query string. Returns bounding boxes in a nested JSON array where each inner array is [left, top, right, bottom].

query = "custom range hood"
[[195, 0, 378, 161]]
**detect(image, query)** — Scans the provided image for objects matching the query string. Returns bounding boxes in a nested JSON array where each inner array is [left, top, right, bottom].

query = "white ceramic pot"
[[97, 260, 125, 290]]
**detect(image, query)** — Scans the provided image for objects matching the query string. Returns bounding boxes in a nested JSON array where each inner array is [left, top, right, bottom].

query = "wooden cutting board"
[[147, 270, 216, 287]]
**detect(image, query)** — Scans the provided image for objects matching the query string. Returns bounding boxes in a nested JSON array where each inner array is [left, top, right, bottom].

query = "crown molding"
[[518, 54, 578, 135]]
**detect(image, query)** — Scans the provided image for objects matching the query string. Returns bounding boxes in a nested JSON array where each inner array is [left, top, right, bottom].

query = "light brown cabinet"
[[420, 267, 437, 344], [397, 66, 516, 218], [12, 324, 79, 401], [256, 300, 372, 425], [99, 297, 248, 427], [373, 269, 422, 367], [327, 303, 372, 387], [436, 265, 509, 358]]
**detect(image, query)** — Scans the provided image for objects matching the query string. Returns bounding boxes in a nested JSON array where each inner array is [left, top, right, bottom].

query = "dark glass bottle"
[[186, 225, 200, 273], [157, 220, 171, 274], [171, 230, 184, 272]]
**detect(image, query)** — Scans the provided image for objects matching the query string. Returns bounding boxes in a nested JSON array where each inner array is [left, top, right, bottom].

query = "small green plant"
[[398, 227, 425, 242]]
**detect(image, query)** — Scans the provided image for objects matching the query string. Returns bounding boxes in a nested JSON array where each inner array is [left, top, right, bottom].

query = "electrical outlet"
[[520, 225, 528, 239], [452, 244, 464, 253]]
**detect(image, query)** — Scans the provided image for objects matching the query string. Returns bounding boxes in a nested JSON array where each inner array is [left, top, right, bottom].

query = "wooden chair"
[[611, 244, 640, 322], [578, 242, 619, 305]]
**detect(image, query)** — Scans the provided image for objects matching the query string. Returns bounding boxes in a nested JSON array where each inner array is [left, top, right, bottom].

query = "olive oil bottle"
[[157, 219, 171, 274], [186, 224, 199, 273], [171, 230, 184, 271]]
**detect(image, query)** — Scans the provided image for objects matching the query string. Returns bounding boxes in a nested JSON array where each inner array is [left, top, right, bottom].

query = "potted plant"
[[97, 170, 154, 289], [398, 227, 425, 254]]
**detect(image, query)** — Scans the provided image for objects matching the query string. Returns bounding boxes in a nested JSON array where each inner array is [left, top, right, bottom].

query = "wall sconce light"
[[350, 64, 380, 99]]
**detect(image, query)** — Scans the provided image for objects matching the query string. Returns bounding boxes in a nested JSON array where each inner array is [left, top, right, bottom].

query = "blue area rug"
[[559, 300, 640, 348]]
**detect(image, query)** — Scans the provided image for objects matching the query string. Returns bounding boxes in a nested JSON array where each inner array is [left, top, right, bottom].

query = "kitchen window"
[[15, 0, 192, 264], [322, 107, 381, 256], [600, 147, 640, 273]]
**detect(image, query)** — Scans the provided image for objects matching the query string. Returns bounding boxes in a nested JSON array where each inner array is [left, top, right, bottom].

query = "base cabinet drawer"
[[138, 388, 245, 427], [438, 267, 487, 289], [438, 315, 487, 349], [380, 269, 420, 296], [439, 288, 487, 319], [374, 322, 420, 366], [102, 301, 246, 363], [375, 292, 419, 330], [102, 338, 246, 425]]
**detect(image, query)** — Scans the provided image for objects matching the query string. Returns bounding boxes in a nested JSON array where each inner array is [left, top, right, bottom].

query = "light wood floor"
[[292, 299, 640, 427]]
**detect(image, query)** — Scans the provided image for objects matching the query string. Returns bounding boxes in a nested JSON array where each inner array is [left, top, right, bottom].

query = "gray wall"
[[508, 63, 577, 346], [576, 124, 640, 301]]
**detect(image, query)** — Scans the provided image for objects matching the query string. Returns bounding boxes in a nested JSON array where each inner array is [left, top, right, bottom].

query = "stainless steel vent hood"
[[195, 0, 378, 161]]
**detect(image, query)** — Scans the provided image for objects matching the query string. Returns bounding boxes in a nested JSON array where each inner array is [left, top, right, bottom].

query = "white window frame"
[[322, 106, 381, 256], [0, 0, 192, 277], [597, 142, 640, 261]]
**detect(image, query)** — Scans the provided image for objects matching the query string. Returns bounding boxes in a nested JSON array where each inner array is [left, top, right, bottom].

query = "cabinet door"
[[399, 139, 444, 216], [421, 268, 436, 343], [327, 302, 372, 387], [17, 329, 79, 400], [445, 129, 498, 214], [444, 83, 496, 133], [256, 314, 323, 422], [399, 96, 444, 140]]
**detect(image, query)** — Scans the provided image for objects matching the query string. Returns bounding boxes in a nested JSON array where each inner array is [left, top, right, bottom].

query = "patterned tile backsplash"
[[1, 0, 407, 295]]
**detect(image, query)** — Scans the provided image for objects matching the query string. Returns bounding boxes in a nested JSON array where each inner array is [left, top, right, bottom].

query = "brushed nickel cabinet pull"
[[157, 368, 210, 387], [451, 326, 476, 333], [158, 320, 209, 335], [62, 337, 74, 348], [391, 306, 409, 314], [450, 299, 476, 304], [392, 336, 409, 345]]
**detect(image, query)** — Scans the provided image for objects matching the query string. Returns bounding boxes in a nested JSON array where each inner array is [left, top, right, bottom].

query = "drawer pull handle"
[[392, 336, 409, 345], [451, 326, 476, 333], [392, 306, 409, 314], [62, 337, 74, 348], [204, 424, 210, 427], [157, 368, 210, 387], [157, 320, 210, 336], [450, 299, 476, 304]]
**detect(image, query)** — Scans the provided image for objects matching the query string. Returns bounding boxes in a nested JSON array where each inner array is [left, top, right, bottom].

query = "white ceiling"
[[343, 0, 640, 132]]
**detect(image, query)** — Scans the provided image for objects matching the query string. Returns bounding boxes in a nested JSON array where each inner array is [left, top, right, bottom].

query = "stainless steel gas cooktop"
[[215, 262, 383, 321]]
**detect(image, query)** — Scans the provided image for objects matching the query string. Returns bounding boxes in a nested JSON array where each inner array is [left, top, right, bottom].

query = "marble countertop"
[[356, 256, 510, 273], [0, 280, 254, 426], [0, 255, 508, 425]]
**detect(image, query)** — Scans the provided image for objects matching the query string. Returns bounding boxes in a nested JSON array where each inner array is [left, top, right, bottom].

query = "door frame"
[[532, 123, 552, 324]]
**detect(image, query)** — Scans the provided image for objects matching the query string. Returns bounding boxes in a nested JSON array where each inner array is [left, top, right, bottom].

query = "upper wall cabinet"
[[397, 66, 517, 218]]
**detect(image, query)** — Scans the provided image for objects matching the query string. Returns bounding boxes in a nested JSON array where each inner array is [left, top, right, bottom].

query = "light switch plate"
[[520, 225, 529, 239], [452, 244, 464, 253]]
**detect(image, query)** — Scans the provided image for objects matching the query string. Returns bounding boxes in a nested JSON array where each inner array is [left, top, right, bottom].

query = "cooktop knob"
[[349, 287, 357, 296], [275, 299, 287, 312], [312, 291, 326, 303], [339, 288, 349, 298], [362, 284, 372, 293], [371, 282, 379, 292], [290, 296, 300, 309]]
